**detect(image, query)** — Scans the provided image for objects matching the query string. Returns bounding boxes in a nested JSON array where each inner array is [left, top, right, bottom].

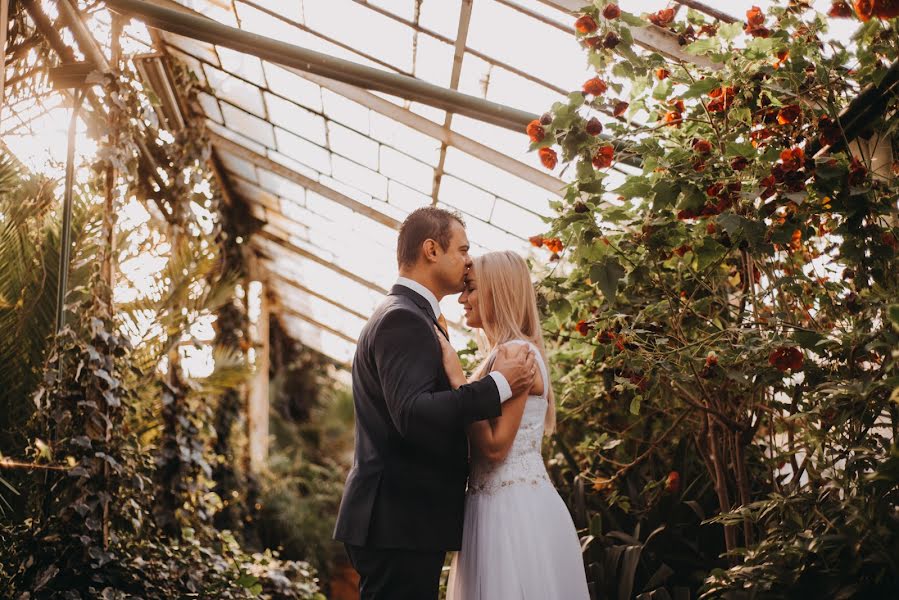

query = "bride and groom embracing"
[[334, 207, 590, 599]]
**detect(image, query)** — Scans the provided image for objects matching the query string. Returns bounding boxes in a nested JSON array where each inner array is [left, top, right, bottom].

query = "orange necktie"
[[437, 313, 448, 334]]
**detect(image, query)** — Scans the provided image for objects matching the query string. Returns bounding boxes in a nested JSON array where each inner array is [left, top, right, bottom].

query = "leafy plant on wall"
[[531, 2, 899, 597]]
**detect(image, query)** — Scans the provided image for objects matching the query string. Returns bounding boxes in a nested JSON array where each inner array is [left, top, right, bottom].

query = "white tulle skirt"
[[446, 479, 590, 600]]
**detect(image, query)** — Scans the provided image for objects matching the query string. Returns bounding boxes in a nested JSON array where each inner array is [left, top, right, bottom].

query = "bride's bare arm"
[[436, 334, 541, 461]]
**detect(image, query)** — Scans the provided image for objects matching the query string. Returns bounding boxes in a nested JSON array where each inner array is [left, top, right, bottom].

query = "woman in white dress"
[[437, 250, 590, 600]]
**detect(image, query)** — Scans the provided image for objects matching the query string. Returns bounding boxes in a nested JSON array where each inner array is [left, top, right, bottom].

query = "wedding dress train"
[[446, 340, 590, 600]]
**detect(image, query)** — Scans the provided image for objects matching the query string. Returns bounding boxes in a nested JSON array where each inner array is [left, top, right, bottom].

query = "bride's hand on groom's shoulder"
[[435, 326, 467, 389], [492, 344, 536, 397]]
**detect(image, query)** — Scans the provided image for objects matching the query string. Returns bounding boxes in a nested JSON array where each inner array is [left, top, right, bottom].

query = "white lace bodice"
[[468, 341, 553, 497]]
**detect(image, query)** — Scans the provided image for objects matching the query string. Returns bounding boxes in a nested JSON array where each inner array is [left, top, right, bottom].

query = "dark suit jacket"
[[333, 284, 502, 550]]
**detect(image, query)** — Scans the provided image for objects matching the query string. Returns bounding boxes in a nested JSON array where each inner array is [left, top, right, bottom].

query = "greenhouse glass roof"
[[5, 0, 797, 367]]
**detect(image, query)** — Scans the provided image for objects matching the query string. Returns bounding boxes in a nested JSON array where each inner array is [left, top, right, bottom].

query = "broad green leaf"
[[652, 78, 672, 100], [682, 77, 721, 99], [652, 180, 679, 210], [591, 257, 625, 304], [614, 177, 652, 199], [888, 305, 899, 328], [694, 237, 727, 270]]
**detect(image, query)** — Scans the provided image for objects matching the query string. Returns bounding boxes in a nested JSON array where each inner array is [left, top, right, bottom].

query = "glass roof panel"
[[327, 122, 380, 170], [303, 0, 415, 73], [202, 64, 266, 117], [418, 0, 462, 40], [262, 62, 323, 113], [221, 103, 276, 148], [264, 93, 328, 146], [215, 45, 267, 87]]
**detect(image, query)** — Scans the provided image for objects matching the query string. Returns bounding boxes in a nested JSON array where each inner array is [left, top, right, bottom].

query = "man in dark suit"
[[334, 206, 536, 599]]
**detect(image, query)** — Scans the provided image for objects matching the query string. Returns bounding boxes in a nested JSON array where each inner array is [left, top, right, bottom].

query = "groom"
[[334, 206, 536, 599]]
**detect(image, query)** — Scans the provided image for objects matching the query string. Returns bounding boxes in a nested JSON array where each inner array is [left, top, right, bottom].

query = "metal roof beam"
[[255, 228, 390, 295], [279, 305, 358, 345], [208, 130, 402, 230], [431, 0, 473, 207], [105, 0, 538, 132]]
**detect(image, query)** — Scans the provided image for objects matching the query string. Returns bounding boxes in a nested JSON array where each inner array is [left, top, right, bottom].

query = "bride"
[[437, 250, 590, 600]]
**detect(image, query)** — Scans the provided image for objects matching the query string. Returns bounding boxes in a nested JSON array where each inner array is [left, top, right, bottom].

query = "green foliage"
[[537, 1, 899, 597]]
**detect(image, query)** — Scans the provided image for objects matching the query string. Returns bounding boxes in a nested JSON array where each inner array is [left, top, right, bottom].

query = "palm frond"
[[192, 344, 251, 395]]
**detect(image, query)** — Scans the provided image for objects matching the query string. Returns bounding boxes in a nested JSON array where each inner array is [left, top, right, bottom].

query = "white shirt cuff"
[[488, 371, 513, 403]]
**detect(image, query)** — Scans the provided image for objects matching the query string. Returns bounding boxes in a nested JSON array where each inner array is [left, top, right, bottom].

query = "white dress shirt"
[[395, 277, 513, 402]]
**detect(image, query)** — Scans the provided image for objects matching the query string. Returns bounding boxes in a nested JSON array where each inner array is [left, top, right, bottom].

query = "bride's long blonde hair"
[[471, 251, 555, 434]]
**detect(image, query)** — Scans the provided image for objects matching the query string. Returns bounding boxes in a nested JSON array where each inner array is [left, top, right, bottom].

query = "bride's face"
[[459, 267, 483, 328]]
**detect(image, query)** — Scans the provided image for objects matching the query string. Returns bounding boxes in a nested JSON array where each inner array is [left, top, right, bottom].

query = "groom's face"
[[434, 221, 472, 295]]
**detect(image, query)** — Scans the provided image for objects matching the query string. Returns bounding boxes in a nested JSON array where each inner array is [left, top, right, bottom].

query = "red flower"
[[592, 144, 615, 169], [656, 68, 670, 80], [613, 100, 629, 117], [539, 147, 558, 169], [575, 320, 591, 336], [731, 156, 749, 171], [673, 244, 692, 257], [586, 117, 603, 136], [707, 86, 736, 113], [669, 98, 686, 113], [780, 147, 805, 171], [529, 235, 544, 248], [777, 105, 801, 125], [628, 374, 648, 392], [706, 222, 716, 234], [848, 157, 867, 185], [829, 0, 854, 16], [540, 112, 553, 125], [575, 14, 598, 33], [602, 3, 621, 19], [648, 7, 676, 26], [677, 209, 697, 220], [818, 115, 841, 147], [769, 346, 804, 371], [544, 237, 564, 253], [745, 5, 771, 37], [665, 471, 681, 494], [602, 31, 621, 48], [526, 119, 545, 143], [583, 77, 608, 96], [692, 139, 712, 154], [584, 36, 605, 50], [774, 48, 790, 69], [855, 0, 899, 20]]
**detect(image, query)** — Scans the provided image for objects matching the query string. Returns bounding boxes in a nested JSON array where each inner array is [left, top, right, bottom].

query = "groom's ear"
[[422, 238, 440, 263]]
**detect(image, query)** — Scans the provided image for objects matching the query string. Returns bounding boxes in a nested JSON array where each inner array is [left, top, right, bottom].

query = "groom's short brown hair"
[[397, 207, 465, 268]]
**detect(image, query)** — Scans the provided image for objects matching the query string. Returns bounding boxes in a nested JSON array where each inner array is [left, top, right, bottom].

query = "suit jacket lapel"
[[389, 285, 449, 340]]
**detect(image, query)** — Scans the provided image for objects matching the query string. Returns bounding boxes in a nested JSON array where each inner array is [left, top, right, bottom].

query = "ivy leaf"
[[719, 22, 743, 41], [888, 305, 899, 329], [591, 258, 625, 304], [652, 78, 672, 100], [685, 38, 719, 56], [694, 237, 727, 270], [652, 180, 679, 210], [613, 177, 652, 199], [682, 77, 721, 99]]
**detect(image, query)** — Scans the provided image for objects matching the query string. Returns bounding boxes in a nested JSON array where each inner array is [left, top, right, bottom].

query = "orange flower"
[[583, 77, 608, 96], [780, 147, 805, 171], [602, 3, 621, 19], [529, 235, 544, 248], [707, 86, 736, 113], [656, 68, 670, 80], [648, 7, 675, 26], [818, 115, 842, 147], [585, 117, 603, 136], [692, 139, 712, 154], [613, 100, 629, 117], [662, 111, 682, 126], [854, 0, 899, 20], [829, 0, 854, 17], [539, 147, 558, 169], [575, 320, 591, 336], [774, 48, 790, 67], [526, 119, 545, 143], [777, 104, 801, 125], [575, 14, 598, 33], [592, 144, 615, 169], [790, 228, 803, 251], [665, 471, 681, 494], [769, 346, 803, 371], [745, 5, 771, 37], [544, 237, 564, 253]]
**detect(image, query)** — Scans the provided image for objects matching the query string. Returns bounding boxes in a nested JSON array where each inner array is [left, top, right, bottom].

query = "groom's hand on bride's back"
[[491, 344, 536, 397]]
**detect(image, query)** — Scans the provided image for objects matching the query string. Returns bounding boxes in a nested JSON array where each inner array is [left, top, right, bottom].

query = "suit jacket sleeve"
[[373, 308, 501, 453]]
